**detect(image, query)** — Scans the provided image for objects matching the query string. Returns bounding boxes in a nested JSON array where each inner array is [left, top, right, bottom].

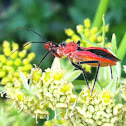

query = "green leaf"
[[98, 66, 111, 84], [117, 32, 126, 61], [64, 70, 81, 82], [105, 77, 117, 92], [23, 116, 35, 126], [73, 80, 87, 90], [97, 62, 121, 90], [64, 64, 76, 77], [61, 58, 75, 73], [102, 15, 106, 46], [113, 62, 121, 82], [0, 86, 5, 92], [73, 80, 86, 85], [111, 33, 117, 53], [55, 108, 61, 120], [18, 71, 29, 90], [51, 57, 61, 70], [94, 82, 102, 92], [74, 84, 84, 90]]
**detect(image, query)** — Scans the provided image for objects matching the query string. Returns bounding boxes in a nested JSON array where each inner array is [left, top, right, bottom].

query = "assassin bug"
[[9, 27, 120, 95]]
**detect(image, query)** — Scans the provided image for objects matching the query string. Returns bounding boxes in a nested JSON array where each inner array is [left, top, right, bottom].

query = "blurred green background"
[[0, 0, 126, 126], [0, 0, 126, 71]]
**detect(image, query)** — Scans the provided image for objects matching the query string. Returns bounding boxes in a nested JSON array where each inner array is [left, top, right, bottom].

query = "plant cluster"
[[0, 41, 35, 85], [1, 57, 126, 126], [0, 0, 126, 125]]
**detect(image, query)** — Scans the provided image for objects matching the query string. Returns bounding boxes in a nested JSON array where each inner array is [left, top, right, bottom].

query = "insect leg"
[[79, 61, 100, 95], [110, 66, 113, 79], [37, 51, 51, 68], [71, 62, 90, 91]]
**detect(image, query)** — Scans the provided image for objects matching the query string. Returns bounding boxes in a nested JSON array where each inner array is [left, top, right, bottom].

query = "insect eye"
[[61, 41, 66, 46]]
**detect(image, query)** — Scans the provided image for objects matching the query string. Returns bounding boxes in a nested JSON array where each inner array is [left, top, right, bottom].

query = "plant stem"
[[92, 0, 110, 29], [102, 15, 106, 46], [117, 32, 126, 61]]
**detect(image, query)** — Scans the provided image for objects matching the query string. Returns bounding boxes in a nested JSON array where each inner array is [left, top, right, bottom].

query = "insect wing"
[[80, 47, 120, 62]]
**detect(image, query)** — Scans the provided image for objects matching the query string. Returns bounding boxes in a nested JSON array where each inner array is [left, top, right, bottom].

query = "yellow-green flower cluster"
[[65, 18, 109, 46], [43, 87, 126, 126], [4, 57, 126, 125], [0, 41, 35, 85], [64, 88, 124, 126], [44, 119, 66, 126], [5, 68, 49, 123], [42, 68, 76, 110], [5, 58, 76, 123]]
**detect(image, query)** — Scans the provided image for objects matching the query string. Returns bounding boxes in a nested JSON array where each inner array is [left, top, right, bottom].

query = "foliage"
[[0, 99, 35, 126], [0, 0, 126, 126]]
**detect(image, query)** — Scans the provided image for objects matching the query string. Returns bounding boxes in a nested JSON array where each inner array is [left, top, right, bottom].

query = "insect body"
[[44, 41, 120, 95], [11, 28, 120, 95]]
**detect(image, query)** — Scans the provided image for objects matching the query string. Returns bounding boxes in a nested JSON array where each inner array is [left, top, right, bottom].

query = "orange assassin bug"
[[9, 27, 120, 95]]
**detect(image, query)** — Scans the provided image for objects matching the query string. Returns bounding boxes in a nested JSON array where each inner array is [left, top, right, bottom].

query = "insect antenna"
[[15, 27, 47, 41], [8, 27, 48, 60], [8, 41, 46, 60]]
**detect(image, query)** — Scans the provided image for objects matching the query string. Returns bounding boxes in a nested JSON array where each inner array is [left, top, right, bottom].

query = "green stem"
[[102, 15, 106, 46], [92, 0, 110, 29], [117, 32, 126, 61]]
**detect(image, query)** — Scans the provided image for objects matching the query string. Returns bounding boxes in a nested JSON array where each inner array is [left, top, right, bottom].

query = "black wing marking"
[[89, 49, 120, 61]]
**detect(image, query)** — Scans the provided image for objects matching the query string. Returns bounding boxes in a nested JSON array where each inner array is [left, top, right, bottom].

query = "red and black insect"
[[44, 41, 120, 94], [10, 28, 120, 95]]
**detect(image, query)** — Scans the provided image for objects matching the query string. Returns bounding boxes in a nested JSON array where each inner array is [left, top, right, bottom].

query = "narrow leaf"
[[117, 32, 126, 61], [105, 77, 117, 92], [51, 57, 61, 70], [94, 82, 102, 92], [98, 66, 111, 83], [18, 71, 29, 90], [111, 33, 117, 53], [114, 62, 121, 82], [64, 70, 81, 82]]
